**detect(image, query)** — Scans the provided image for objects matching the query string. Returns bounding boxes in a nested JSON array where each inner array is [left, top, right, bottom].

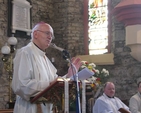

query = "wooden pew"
[[0, 109, 13, 113]]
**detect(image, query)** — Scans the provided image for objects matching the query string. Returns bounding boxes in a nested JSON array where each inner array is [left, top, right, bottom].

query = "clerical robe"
[[12, 42, 58, 113], [93, 93, 130, 113], [129, 92, 141, 113]]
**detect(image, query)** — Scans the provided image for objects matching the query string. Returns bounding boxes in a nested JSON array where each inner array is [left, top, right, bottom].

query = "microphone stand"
[[62, 50, 81, 113]]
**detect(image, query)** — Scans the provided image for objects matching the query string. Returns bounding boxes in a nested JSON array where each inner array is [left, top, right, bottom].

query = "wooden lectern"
[[30, 77, 77, 112]]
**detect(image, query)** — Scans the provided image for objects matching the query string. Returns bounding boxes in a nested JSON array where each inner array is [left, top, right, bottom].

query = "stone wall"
[[0, 0, 140, 109], [49, 0, 84, 75], [0, 0, 11, 109], [109, 0, 141, 100]]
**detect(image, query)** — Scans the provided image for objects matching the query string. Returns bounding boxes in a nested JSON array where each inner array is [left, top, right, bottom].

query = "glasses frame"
[[36, 30, 54, 38]]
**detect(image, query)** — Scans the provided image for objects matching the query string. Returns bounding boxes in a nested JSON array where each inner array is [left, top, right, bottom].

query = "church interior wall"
[[0, 0, 140, 109]]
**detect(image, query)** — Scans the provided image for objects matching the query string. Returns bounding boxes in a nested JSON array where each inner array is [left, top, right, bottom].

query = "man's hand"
[[66, 57, 82, 78]]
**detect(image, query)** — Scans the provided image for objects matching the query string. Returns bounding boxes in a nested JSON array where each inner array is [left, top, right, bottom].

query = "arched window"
[[84, 0, 112, 55]]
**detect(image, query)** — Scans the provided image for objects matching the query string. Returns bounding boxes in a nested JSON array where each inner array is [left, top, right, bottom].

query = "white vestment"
[[129, 92, 141, 113], [12, 42, 58, 113], [93, 93, 130, 113]]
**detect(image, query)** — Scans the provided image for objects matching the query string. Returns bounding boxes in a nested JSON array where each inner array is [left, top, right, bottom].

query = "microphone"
[[49, 43, 70, 60], [49, 43, 65, 52]]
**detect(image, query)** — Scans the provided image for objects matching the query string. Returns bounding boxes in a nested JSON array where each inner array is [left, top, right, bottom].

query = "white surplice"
[[12, 42, 58, 113], [93, 93, 130, 113], [129, 92, 141, 113]]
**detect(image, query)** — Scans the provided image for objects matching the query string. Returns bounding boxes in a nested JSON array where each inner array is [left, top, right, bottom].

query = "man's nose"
[[47, 35, 52, 40]]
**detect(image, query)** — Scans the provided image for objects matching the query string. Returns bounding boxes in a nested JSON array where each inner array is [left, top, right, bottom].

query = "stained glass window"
[[88, 0, 108, 55]]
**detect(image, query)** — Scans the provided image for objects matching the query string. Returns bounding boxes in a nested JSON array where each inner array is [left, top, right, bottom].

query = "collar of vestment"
[[31, 42, 46, 56], [33, 42, 45, 52], [138, 92, 141, 97], [103, 93, 115, 98]]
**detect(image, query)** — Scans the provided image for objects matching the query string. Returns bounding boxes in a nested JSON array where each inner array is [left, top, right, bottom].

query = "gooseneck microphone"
[[50, 43, 81, 113], [50, 43, 65, 52], [49, 43, 70, 60]]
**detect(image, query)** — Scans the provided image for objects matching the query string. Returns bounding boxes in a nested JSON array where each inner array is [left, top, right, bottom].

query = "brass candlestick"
[[1, 36, 17, 108]]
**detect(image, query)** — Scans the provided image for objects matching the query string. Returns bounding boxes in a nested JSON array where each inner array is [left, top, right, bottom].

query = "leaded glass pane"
[[88, 0, 108, 55]]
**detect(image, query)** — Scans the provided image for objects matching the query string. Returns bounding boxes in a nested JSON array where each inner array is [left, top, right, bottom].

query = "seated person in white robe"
[[11, 22, 82, 113], [93, 82, 131, 113], [129, 80, 141, 113]]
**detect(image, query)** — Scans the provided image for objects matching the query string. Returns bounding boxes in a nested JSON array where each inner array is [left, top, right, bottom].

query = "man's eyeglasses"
[[36, 30, 53, 37]]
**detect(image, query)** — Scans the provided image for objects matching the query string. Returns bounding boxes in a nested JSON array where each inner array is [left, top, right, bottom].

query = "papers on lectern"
[[70, 67, 94, 81]]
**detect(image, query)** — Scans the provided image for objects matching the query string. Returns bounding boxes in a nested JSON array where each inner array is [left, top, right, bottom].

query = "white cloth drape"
[[63, 79, 86, 113], [82, 80, 86, 113], [64, 79, 69, 113]]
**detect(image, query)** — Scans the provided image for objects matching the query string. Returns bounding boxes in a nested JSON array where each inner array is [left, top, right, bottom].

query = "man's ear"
[[33, 31, 38, 39]]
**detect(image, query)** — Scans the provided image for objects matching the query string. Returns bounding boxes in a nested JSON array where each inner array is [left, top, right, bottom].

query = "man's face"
[[33, 24, 53, 50], [104, 82, 115, 97]]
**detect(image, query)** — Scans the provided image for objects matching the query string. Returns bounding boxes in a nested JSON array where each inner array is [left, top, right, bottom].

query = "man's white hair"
[[30, 24, 40, 41]]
